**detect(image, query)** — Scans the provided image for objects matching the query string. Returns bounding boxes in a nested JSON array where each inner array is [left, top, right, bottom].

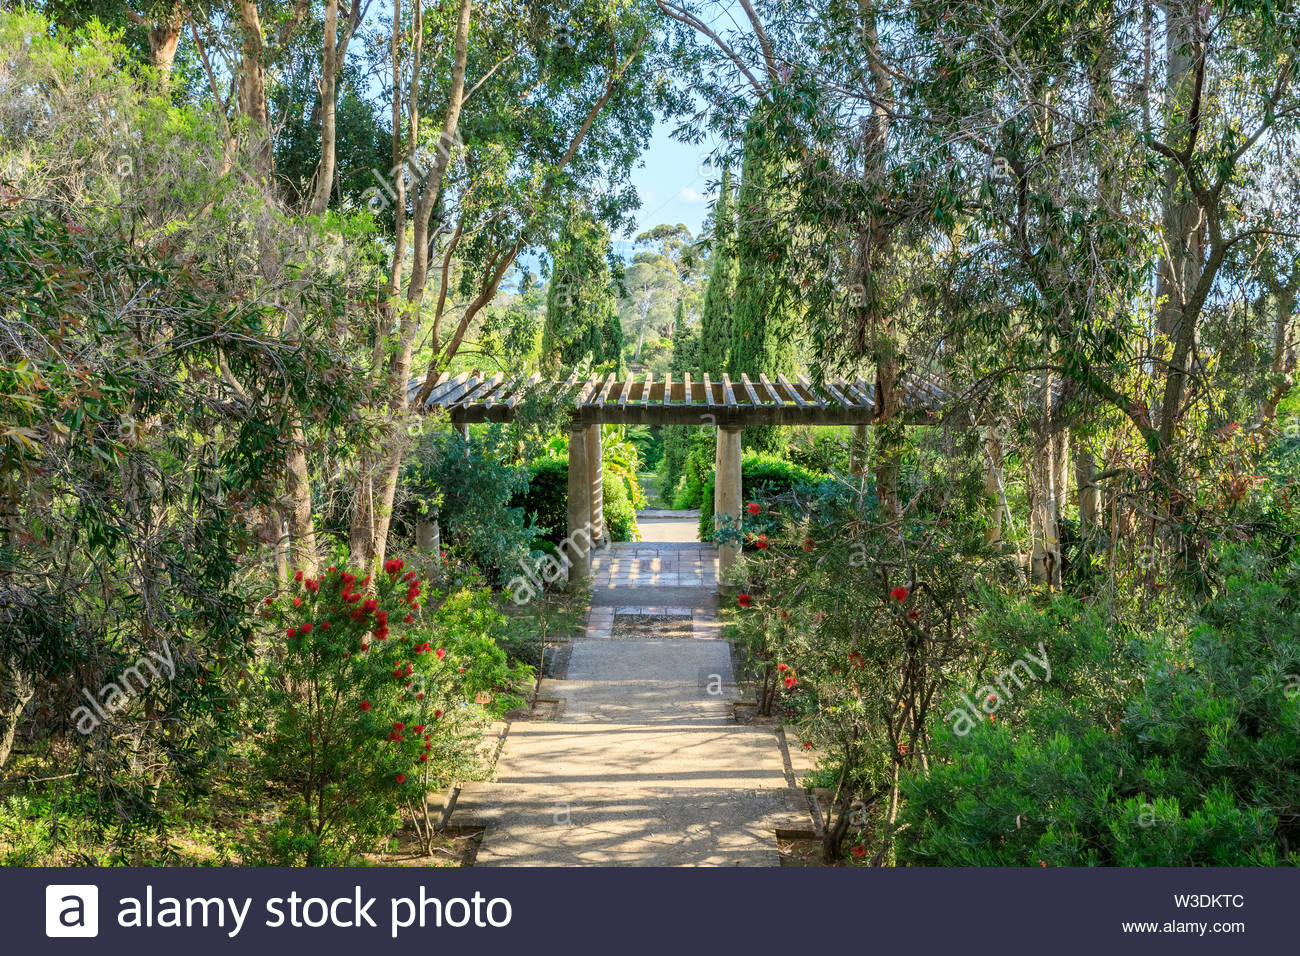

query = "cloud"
[[676, 187, 704, 203]]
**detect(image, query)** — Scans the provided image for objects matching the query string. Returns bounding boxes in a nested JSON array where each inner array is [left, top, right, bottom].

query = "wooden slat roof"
[[411, 372, 945, 426]]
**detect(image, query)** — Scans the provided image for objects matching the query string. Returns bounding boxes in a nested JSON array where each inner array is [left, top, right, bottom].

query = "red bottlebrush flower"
[[907, 609, 921, 621], [737, 593, 753, 608], [394, 722, 405, 730], [849, 651, 864, 668], [802, 741, 813, 750], [359, 576, 371, 587], [897, 743, 908, 755], [404, 570, 418, 582], [328, 565, 337, 574], [360, 701, 371, 711], [360, 643, 369, 652], [341, 572, 355, 586], [345, 592, 362, 603], [388, 731, 403, 742], [396, 773, 405, 784], [987, 693, 997, 704], [1039, 860, 1047, 867], [264, 597, 273, 605], [783, 675, 798, 690], [433, 709, 443, 718], [294, 570, 304, 582], [890, 586, 909, 603], [321, 621, 330, 630], [300, 622, 312, 635], [292, 597, 302, 607], [410, 601, 420, 610], [802, 537, 815, 551], [755, 536, 769, 550], [416, 692, 425, 700], [420, 753, 429, 762], [435, 647, 446, 660], [425, 741, 432, 750], [393, 668, 403, 679], [351, 609, 365, 621], [777, 663, 789, 672], [851, 846, 867, 860], [286, 627, 297, 639], [404, 614, 414, 624], [746, 501, 761, 515], [375, 610, 388, 626], [362, 598, 378, 613], [374, 627, 389, 641], [412, 725, 424, 733]]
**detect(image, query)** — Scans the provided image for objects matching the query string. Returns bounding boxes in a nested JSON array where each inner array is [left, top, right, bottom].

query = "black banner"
[[17, 867, 1296, 954]]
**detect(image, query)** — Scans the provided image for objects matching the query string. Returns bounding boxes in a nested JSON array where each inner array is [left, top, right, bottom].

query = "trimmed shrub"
[[699, 451, 827, 541]]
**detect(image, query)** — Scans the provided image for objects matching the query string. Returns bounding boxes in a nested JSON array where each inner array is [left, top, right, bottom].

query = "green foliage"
[[728, 114, 799, 453], [897, 548, 1300, 866], [514, 429, 646, 545], [400, 428, 534, 584], [698, 163, 736, 375], [699, 451, 827, 541], [541, 204, 622, 375]]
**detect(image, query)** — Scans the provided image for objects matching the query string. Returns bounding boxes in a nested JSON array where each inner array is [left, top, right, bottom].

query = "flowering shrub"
[[255, 559, 457, 864]]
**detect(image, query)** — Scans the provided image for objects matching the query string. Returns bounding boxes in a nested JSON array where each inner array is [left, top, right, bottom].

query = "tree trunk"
[[1076, 449, 1100, 538], [349, 0, 472, 571], [309, 0, 341, 215], [147, 15, 183, 86], [1258, 287, 1297, 425], [236, 0, 274, 177]]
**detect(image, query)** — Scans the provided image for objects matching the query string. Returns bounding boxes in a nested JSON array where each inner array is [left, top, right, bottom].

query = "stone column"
[[565, 423, 593, 590], [586, 423, 603, 548], [416, 504, 440, 556], [715, 425, 743, 583]]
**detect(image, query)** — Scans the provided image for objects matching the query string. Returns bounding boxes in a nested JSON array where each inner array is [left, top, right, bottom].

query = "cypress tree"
[[729, 113, 797, 452], [698, 163, 737, 376], [540, 207, 620, 375]]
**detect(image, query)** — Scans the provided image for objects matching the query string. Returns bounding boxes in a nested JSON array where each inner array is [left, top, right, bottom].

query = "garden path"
[[444, 512, 816, 865]]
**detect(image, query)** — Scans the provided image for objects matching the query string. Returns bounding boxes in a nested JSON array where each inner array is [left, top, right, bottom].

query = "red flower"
[[300, 622, 313, 634], [360, 701, 371, 711], [396, 773, 406, 784], [360, 643, 369, 652], [849, 651, 864, 668], [784, 675, 797, 690], [321, 621, 330, 630], [393, 668, 403, 678], [341, 572, 356, 585], [286, 627, 297, 638], [746, 502, 761, 515], [410, 602, 420, 610], [404, 570, 418, 582], [294, 570, 304, 582], [737, 593, 753, 608], [802, 741, 813, 750], [351, 609, 366, 621], [436, 647, 446, 660], [292, 597, 302, 607], [890, 586, 909, 603], [394, 722, 405, 730], [416, 692, 425, 700], [907, 609, 921, 621], [375, 610, 388, 626], [404, 614, 414, 623], [851, 846, 867, 860], [412, 725, 424, 733], [362, 598, 378, 613], [433, 709, 443, 718], [802, 537, 815, 551], [264, 597, 273, 606], [420, 753, 429, 762], [777, 663, 789, 672], [360, 576, 370, 587], [755, 536, 769, 550], [897, 743, 907, 755], [385, 558, 405, 575]]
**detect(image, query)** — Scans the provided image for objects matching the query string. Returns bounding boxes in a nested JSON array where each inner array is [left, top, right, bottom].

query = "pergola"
[[414, 370, 941, 587]]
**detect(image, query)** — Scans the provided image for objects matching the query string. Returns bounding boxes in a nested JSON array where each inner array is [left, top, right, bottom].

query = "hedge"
[[698, 451, 828, 541], [513, 455, 641, 545]]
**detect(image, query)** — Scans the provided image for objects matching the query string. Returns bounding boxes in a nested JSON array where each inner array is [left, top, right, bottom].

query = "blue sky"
[[623, 118, 721, 240]]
